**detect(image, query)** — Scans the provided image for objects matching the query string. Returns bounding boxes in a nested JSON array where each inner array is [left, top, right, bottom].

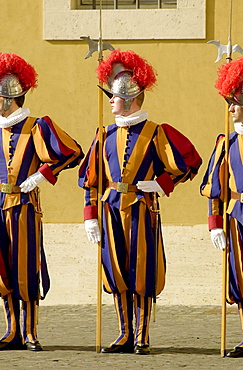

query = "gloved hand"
[[84, 219, 101, 243], [20, 171, 46, 193], [210, 228, 226, 250], [136, 180, 165, 196]]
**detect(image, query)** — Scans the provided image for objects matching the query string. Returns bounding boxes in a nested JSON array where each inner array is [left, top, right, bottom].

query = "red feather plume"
[[96, 49, 157, 90], [0, 53, 37, 91], [215, 56, 243, 97]]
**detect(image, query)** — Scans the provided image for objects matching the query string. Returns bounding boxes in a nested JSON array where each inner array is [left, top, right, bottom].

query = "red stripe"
[[156, 172, 174, 196], [84, 205, 98, 220], [208, 215, 223, 230], [39, 163, 57, 185], [162, 123, 202, 169]]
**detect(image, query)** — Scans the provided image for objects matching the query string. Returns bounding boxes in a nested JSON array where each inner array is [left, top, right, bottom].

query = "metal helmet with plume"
[[0, 53, 37, 111], [96, 49, 157, 111], [215, 56, 243, 106]]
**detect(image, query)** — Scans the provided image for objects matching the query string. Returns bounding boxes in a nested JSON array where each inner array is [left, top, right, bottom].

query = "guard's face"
[[109, 95, 124, 116], [229, 103, 243, 123]]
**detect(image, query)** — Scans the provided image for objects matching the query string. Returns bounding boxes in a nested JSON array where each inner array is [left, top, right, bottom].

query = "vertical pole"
[[151, 193, 159, 323], [221, 0, 232, 357], [221, 104, 230, 357], [96, 0, 103, 353], [96, 82, 103, 353]]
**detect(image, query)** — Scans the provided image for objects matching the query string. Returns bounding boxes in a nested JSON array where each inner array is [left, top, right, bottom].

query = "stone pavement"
[[1, 304, 243, 369]]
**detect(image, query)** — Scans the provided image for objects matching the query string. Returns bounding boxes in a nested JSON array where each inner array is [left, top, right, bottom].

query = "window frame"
[[43, 0, 206, 40], [77, 0, 177, 9]]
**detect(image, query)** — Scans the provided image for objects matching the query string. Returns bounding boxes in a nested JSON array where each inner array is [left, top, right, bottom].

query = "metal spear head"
[[208, 37, 243, 63], [80, 36, 115, 59]]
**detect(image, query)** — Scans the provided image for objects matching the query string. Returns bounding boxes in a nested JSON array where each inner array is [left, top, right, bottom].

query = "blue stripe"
[[130, 203, 139, 293], [230, 133, 243, 192], [2, 294, 21, 341], [27, 205, 38, 300], [145, 207, 155, 297], [0, 129, 8, 182], [106, 124, 120, 181], [228, 217, 243, 303], [102, 204, 129, 293], [12, 206, 21, 299]]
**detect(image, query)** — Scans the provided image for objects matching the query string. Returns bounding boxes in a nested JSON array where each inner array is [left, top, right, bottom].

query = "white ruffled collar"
[[0, 107, 30, 128], [115, 110, 148, 127]]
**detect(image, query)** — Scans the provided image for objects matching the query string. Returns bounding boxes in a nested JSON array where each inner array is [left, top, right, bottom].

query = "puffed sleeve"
[[32, 116, 84, 184], [154, 124, 202, 195], [78, 129, 101, 220], [200, 134, 225, 230]]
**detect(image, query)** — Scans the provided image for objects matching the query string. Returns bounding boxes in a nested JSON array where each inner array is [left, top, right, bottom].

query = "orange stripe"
[[31, 121, 58, 167], [10, 118, 37, 180], [201, 136, 225, 198], [119, 292, 129, 345], [2, 128, 11, 165], [145, 297, 152, 343], [25, 301, 32, 342], [134, 295, 152, 346], [2, 295, 16, 342], [116, 127, 129, 171], [103, 204, 127, 293], [25, 301, 37, 342], [122, 121, 158, 184], [120, 208, 131, 270], [135, 296, 144, 346]]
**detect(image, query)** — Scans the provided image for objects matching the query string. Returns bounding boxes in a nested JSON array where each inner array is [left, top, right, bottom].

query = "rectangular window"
[[44, 0, 205, 40], [78, 0, 177, 9]]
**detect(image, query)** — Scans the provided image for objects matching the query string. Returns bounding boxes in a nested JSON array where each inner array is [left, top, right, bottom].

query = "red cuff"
[[208, 215, 223, 231], [38, 164, 57, 185], [84, 205, 98, 221], [156, 172, 174, 197]]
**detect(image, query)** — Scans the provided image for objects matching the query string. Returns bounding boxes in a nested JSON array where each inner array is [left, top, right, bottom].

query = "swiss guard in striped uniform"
[[79, 50, 202, 355], [0, 53, 83, 351], [201, 56, 243, 358]]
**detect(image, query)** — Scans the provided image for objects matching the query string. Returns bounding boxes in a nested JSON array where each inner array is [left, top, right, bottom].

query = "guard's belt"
[[231, 190, 243, 203], [0, 183, 21, 194], [108, 181, 140, 193]]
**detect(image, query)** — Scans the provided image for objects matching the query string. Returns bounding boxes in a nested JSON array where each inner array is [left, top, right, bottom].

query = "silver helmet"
[[0, 74, 26, 111], [99, 63, 143, 111]]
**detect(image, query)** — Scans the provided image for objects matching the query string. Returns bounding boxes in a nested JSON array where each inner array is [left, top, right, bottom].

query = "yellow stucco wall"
[[0, 0, 241, 225]]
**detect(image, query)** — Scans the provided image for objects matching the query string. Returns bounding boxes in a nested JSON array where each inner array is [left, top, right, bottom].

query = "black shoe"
[[101, 344, 134, 354], [0, 341, 26, 351], [135, 345, 150, 355], [226, 346, 243, 358], [26, 341, 43, 351]]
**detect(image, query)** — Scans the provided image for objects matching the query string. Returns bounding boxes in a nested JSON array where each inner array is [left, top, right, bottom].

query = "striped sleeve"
[[154, 124, 202, 193], [200, 135, 225, 229], [32, 116, 84, 184], [78, 129, 101, 220]]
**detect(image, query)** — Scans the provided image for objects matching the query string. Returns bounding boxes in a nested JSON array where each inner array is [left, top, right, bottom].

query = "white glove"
[[210, 228, 226, 250], [20, 171, 46, 193], [136, 180, 165, 196], [84, 219, 101, 243]]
